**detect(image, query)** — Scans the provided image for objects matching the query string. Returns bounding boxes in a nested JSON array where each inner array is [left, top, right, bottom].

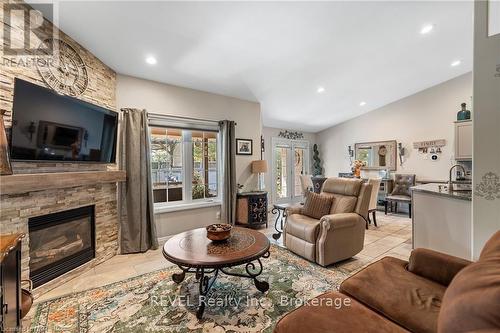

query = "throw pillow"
[[302, 191, 333, 220]]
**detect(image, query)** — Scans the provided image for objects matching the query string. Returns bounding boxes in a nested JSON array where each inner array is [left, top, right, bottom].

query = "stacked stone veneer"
[[0, 1, 120, 295], [0, 183, 119, 295], [0, 0, 117, 174]]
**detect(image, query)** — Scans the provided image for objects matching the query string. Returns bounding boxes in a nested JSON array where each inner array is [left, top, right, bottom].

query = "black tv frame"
[[9, 78, 118, 164]]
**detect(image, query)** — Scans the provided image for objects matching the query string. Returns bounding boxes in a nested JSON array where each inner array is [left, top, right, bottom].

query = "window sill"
[[154, 200, 221, 214]]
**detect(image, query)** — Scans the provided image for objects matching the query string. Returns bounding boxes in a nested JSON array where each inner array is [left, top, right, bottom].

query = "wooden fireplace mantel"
[[0, 170, 126, 195]]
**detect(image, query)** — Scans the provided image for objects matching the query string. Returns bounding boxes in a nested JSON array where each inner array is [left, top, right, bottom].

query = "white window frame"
[[148, 114, 222, 213]]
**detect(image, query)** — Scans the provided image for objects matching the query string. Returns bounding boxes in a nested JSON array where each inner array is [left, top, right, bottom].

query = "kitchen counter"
[[412, 183, 472, 260], [411, 183, 472, 201]]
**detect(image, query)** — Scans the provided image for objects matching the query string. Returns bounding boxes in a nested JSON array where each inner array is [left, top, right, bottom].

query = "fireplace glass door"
[[29, 205, 95, 287]]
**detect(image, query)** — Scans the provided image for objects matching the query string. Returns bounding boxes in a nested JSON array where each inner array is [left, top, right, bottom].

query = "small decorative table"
[[236, 191, 268, 228], [162, 227, 271, 319], [271, 203, 294, 240]]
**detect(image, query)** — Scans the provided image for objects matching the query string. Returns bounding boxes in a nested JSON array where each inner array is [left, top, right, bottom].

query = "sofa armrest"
[[320, 213, 362, 230], [285, 205, 304, 216], [407, 248, 472, 286]]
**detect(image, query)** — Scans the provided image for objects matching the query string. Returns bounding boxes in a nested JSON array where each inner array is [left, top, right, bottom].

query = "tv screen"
[[10, 79, 118, 163]]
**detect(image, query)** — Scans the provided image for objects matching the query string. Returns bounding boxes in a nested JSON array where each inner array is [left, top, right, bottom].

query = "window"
[[192, 131, 218, 200], [151, 127, 184, 203], [150, 121, 220, 210]]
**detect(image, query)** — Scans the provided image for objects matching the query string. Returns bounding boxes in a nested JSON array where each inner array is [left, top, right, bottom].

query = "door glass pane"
[[275, 147, 288, 199], [150, 127, 183, 203], [294, 147, 305, 197]]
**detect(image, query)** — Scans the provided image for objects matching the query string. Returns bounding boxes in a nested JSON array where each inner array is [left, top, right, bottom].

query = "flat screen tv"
[[10, 79, 118, 163]]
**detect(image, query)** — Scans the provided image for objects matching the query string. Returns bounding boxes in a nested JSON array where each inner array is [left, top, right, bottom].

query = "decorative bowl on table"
[[206, 224, 232, 241]]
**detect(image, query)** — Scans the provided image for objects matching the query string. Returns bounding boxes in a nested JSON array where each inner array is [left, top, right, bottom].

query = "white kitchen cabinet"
[[455, 120, 472, 160]]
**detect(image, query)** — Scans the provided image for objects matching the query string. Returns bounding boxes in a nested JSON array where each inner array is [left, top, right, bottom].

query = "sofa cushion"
[[340, 257, 445, 333], [332, 194, 358, 214], [438, 231, 500, 333], [407, 248, 471, 286], [274, 291, 408, 333], [302, 191, 333, 220], [285, 214, 321, 243]]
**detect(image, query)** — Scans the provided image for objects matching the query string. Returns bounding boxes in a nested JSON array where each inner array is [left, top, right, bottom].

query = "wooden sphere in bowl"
[[206, 224, 232, 241]]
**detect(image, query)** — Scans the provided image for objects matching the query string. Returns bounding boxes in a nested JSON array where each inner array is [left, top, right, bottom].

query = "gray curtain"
[[220, 120, 237, 225], [119, 108, 158, 253]]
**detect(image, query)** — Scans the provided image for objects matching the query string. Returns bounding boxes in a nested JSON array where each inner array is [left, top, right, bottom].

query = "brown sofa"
[[284, 177, 372, 266], [274, 231, 500, 333]]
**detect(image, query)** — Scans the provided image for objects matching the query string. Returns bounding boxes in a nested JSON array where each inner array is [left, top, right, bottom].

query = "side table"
[[271, 203, 294, 240], [236, 191, 268, 228]]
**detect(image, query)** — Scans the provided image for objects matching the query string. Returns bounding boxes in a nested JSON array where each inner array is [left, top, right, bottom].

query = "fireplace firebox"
[[28, 206, 95, 288]]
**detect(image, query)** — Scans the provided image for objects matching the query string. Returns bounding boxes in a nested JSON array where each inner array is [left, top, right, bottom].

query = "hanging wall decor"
[[236, 138, 253, 155], [278, 130, 304, 140], [36, 38, 89, 97]]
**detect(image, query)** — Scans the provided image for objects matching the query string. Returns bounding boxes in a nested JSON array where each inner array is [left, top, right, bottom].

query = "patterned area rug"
[[30, 245, 349, 333]]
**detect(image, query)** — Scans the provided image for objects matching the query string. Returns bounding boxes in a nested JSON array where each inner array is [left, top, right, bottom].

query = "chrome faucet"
[[448, 164, 466, 191]]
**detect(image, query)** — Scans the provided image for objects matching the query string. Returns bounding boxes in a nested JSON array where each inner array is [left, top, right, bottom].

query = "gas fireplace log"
[[32, 239, 84, 259]]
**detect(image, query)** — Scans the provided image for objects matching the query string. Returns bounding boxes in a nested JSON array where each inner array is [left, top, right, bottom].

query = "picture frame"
[[236, 138, 253, 155]]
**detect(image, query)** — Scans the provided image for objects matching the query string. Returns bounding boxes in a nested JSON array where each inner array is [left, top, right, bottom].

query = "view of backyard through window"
[[150, 127, 218, 205]]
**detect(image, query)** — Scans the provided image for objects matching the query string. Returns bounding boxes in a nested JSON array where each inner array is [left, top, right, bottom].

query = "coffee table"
[[162, 227, 271, 319]]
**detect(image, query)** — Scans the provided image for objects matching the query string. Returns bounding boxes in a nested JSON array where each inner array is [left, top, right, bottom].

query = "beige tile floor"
[[29, 211, 412, 311]]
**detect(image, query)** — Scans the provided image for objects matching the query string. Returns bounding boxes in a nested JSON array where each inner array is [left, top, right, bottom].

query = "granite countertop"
[[411, 183, 472, 201]]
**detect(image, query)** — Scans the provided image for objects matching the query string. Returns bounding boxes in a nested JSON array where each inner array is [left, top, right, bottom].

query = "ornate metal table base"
[[271, 206, 287, 240], [172, 251, 270, 319]]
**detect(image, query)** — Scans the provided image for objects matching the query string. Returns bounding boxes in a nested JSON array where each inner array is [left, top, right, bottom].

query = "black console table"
[[236, 191, 268, 228]]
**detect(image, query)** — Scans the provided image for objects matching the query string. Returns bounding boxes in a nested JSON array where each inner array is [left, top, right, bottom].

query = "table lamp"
[[252, 160, 268, 191]]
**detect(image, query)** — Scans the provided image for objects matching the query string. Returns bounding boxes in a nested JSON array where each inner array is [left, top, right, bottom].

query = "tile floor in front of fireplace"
[[28, 212, 411, 315]]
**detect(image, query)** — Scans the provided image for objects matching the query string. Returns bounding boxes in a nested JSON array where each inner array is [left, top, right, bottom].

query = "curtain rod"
[[147, 112, 237, 126]]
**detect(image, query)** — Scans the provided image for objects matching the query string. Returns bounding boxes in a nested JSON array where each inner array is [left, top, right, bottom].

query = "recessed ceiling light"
[[359, 101, 367, 106], [145, 56, 157, 65], [451, 60, 461, 67], [420, 24, 434, 35], [317, 86, 325, 93]]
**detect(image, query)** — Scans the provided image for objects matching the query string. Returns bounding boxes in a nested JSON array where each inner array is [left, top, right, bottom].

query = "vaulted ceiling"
[[33, 1, 473, 132]]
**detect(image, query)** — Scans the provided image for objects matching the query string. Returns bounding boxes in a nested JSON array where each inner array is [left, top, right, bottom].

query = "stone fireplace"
[[0, 171, 125, 296], [29, 205, 96, 288], [0, 0, 123, 297]]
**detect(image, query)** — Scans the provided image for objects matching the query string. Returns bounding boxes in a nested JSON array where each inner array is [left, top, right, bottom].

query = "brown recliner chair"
[[284, 178, 372, 266]]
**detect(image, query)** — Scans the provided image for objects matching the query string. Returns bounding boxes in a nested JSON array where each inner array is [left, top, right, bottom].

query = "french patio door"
[[272, 138, 310, 204]]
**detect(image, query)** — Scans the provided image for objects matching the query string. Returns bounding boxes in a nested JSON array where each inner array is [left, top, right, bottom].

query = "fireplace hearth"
[[29, 206, 95, 288]]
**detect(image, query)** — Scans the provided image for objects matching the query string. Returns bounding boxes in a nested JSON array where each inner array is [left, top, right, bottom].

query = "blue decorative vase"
[[457, 103, 471, 121]]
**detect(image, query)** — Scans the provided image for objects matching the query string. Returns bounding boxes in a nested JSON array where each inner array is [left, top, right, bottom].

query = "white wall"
[[317, 73, 472, 181], [262, 127, 317, 204], [472, 1, 500, 259], [116, 74, 262, 238]]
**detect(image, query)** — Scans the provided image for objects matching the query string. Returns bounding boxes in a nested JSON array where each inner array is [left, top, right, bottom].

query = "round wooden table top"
[[163, 227, 270, 268]]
